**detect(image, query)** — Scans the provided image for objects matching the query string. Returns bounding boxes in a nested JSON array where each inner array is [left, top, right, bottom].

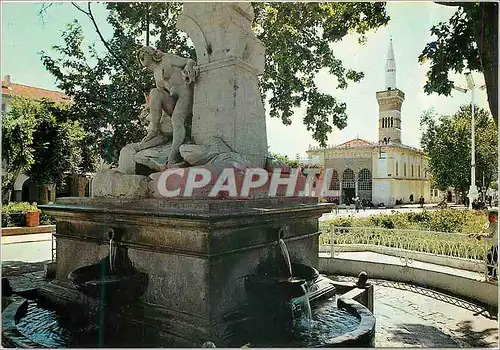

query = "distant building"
[[306, 40, 433, 207], [2, 75, 92, 203]]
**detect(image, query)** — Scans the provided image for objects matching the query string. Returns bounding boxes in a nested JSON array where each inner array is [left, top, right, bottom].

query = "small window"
[[1, 103, 5, 112], [404, 163, 407, 177], [418, 166, 421, 178], [379, 151, 386, 159], [411, 165, 414, 177], [395, 162, 399, 176]]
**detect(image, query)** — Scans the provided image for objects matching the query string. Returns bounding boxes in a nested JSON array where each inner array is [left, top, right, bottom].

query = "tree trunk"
[[38, 186, 49, 204], [2, 168, 21, 204], [475, 2, 498, 127], [436, 2, 498, 127], [2, 189, 12, 204]]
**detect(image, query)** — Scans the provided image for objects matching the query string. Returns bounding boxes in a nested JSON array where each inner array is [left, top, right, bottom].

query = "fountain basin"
[[68, 255, 148, 305], [2, 279, 375, 348]]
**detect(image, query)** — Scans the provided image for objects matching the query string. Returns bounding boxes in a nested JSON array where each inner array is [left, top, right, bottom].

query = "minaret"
[[376, 39, 405, 144], [385, 39, 396, 90]]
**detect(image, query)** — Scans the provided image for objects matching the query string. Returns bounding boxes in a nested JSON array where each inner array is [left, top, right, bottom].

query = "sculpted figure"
[[135, 97, 173, 152], [137, 46, 199, 165]]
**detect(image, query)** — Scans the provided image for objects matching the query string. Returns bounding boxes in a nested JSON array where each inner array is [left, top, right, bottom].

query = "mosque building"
[[306, 40, 432, 206]]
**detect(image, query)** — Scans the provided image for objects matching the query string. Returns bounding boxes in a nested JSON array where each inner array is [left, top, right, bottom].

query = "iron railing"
[[51, 226, 57, 262], [320, 226, 497, 281]]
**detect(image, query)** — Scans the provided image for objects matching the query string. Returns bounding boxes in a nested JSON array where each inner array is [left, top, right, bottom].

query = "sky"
[[1, 2, 490, 159]]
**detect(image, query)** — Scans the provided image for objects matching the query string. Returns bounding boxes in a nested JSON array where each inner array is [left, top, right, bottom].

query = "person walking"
[[486, 209, 498, 280], [355, 197, 361, 213], [419, 195, 424, 208]]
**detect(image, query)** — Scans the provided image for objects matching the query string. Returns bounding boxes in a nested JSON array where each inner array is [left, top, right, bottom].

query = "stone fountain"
[[2, 3, 375, 348]]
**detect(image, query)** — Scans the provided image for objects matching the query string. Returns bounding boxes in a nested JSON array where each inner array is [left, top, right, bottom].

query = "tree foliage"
[[420, 105, 498, 195], [2, 98, 38, 202], [419, 2, 498, 126], [1, 97, 85, 202], [26, 100, 86, 190], [41, 2, 389, 165], [270, 153, 302, 168]]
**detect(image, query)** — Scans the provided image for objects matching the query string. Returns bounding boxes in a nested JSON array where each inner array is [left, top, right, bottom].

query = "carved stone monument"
[[40, 3, 333, 347], [177, 3, 268, 167]]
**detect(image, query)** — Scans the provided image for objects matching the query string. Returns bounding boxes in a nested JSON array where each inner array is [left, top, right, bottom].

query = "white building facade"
[[306, 40, 433, 206]]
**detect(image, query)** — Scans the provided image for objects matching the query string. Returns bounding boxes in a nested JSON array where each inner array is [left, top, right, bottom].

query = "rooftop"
[[307, 138, 425, 154], [2, 76, 70, 104]]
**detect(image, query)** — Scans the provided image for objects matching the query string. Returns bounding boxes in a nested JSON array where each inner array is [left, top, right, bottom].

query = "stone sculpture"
[[117, 101, 173, 174], [136, 46, 199, 165], [136, 98, 173, 152], [96, 5, 283, 198]]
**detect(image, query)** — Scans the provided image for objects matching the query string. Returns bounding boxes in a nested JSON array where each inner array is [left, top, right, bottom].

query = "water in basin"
[[248, 296, 360, 347], [15, 298, 141, 348]]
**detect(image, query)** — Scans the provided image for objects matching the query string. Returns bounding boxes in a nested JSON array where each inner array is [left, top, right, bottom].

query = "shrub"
[[2, 202, 43, 227], [322, 208, 488, 234], [2, 202, 39, 214]]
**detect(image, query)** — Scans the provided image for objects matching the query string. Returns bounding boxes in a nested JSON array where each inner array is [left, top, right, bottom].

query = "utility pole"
[[452, 72, 487, 209], [483, 172, 485, 202]]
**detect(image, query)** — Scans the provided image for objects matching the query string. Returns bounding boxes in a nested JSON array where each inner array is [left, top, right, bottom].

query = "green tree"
[[26, 100, 86, 195], [41, 2, 389, 165], [419, 2, 498, 127], [271, 153, 301, 168], [420, 105, 498, 196], [1, 97, 86, 203], [1, 98, 38, 202]]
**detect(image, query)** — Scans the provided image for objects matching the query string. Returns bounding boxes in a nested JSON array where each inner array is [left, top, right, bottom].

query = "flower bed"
[[319, 208, 488, 234]]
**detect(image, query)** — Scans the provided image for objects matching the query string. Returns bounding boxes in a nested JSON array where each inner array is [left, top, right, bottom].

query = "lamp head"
[[464, 72, 475, 89]]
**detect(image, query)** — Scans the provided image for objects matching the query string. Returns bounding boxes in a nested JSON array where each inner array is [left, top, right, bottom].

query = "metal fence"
[[320, 226, 497, 281], [51, 226, 57, 262]]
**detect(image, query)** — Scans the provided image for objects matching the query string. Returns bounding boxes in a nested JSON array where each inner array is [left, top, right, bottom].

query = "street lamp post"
[[452, 72, 486, 209]]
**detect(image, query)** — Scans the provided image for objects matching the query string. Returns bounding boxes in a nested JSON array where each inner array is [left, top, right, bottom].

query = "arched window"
[[329, 170, 340, 190], [396, 162, 399, 176], [391, 117, 393, 127], [404, 163, 407, 177], [358, 169, 372, 191], [342, 168, 355, 188], [382, 118, 385, 128]]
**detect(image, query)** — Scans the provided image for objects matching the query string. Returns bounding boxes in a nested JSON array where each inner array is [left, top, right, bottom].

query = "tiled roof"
[[333, 138, 374, 148], [2, 81, 71, 104]]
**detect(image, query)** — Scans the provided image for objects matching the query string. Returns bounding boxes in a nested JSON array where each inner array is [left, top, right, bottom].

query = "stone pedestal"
[[177, 3, 268, 167], [40, 197, 331, 347], [190, 58, 268, 167]]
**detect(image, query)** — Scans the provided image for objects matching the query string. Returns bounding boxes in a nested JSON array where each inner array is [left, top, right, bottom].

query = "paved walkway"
[[320, 251, 485, 281], [374, 285, 498, 347], [1, 233, 53, 263], [332, 276, 498, 347]]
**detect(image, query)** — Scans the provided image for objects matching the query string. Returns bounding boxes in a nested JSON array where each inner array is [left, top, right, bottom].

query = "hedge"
[[319, 208, 488, 234]]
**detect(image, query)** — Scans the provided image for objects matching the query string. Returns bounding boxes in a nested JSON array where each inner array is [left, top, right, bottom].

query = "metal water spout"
[[278, 226, 293, 278], [108, 228, 117, 272]]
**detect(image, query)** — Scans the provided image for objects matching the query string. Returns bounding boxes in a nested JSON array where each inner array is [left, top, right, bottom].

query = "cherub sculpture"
[[137, 46, 199, 165]]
